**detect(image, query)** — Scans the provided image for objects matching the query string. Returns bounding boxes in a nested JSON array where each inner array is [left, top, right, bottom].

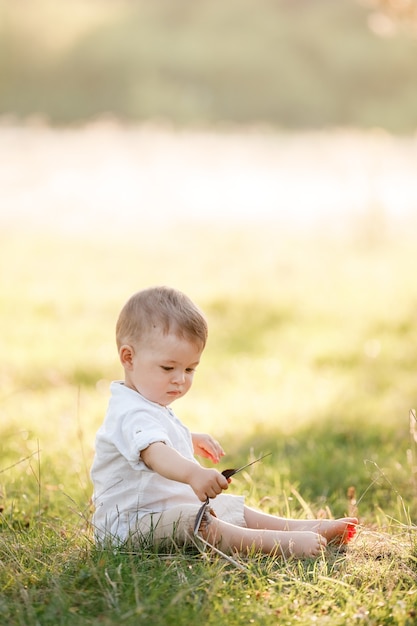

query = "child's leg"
[[203, 515, 327, 558], [243, 506, 358, 545]]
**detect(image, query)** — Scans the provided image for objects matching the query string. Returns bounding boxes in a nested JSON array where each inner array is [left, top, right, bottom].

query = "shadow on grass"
[[224, 417, 416, 522]]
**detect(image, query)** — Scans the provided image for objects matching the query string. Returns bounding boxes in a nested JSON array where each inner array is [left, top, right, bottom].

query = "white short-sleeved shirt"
[[91, 381, 202, 542]]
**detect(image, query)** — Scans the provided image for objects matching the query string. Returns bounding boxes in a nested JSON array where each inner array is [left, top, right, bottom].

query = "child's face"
[[121, 329, 203, 406]]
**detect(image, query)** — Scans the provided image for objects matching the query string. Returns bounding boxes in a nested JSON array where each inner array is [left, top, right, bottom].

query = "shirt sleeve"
[[116, 408, 172, 468]]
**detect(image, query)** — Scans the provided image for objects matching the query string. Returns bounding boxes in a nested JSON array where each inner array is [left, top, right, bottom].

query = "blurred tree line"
[[1, 0, 416, 132]]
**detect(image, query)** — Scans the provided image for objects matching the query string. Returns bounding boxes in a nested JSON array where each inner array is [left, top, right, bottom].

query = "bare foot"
[[297, 517, 358, 545], [275, 531, 327, 558]]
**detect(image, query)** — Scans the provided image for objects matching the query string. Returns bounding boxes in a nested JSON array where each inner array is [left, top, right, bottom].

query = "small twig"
[[409, 408, 417, 444], [193, 533, 249, 572], [361, 459, 409, 522], [408, 408, 417, 494], [37, 439, 41, 516], [0, 450, 41, 474]]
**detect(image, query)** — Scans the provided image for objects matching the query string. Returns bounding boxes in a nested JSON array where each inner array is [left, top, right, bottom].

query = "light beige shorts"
[[127, 494, 246, 547]]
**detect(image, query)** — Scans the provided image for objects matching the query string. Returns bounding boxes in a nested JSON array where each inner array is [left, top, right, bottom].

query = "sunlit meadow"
[[1, 125, 417, 624]]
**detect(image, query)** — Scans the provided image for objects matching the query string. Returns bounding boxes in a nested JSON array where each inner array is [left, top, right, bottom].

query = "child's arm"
[[191, 432, 225, 464], [141, 441, 228, 502]]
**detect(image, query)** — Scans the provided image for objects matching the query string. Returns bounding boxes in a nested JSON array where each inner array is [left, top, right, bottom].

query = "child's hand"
[[190, 466, 229, 502], [191, 432, 225, 464]]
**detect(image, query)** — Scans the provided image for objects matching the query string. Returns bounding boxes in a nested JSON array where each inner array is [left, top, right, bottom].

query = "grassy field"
[[1, 130, 417, 623]]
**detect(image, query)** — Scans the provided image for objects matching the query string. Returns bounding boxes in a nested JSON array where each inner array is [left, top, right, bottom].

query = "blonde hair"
[[116, 286, 208, 350]]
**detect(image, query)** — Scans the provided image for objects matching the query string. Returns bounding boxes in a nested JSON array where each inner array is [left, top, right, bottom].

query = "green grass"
[[1, 221, 417, 624]]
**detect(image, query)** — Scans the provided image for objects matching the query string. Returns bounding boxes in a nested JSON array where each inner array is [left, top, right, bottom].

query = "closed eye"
[[160, 365, 198, 373]]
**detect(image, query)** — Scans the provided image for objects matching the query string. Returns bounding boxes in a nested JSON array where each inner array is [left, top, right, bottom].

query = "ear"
[[119, 344, 135, 369]]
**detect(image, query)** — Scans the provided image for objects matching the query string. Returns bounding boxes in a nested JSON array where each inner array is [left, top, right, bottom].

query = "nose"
[[172, 370, 186, 384]]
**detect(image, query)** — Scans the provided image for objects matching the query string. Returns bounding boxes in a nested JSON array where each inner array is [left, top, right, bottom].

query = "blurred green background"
[[1, 0, 417, 132]]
